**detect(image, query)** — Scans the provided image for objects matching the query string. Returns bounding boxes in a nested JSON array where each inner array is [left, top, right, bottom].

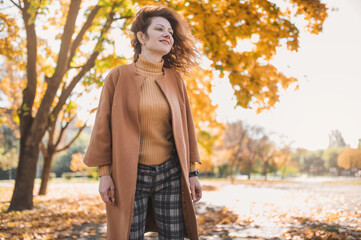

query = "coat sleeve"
[[98, 164, 112, 176], [83, 68, 118, 167], [179, 73, 202, 166]]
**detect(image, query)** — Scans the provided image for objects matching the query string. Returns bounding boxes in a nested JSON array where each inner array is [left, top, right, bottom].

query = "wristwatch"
[[189, 170, 199, 178]]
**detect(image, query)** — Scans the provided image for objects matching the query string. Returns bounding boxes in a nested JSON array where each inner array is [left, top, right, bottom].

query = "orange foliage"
[[337, 148, 361, 170], [70, 153, 86, 172], [139, 0, 328, 111], [0, 183, 106, 239]]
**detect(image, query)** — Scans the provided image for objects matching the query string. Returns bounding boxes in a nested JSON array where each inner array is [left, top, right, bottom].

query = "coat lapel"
[[130, 62, 146, 92], [129, 61, 173, 113]]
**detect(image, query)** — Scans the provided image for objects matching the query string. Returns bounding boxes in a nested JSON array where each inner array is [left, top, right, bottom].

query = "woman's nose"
[[163, 31, 171, 38]]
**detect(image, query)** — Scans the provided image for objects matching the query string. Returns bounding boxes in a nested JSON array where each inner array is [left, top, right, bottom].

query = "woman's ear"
[[137, 31, 145, 45]]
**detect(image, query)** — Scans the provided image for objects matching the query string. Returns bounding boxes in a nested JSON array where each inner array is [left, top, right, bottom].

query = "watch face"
[[189, 170, 199, 177], [190, 170, 199, 177]]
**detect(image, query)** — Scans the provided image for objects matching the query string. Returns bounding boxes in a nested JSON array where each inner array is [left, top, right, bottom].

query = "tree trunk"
[[281, 167, 286, 180], [230, 175, 235, 184], [7, 138, 40, 211], [263, 161, 268, 181], [247, 159, 252, 180], [229, 164, 235, 184], [7, 0, 40, 212], [38, 149, 55, 195]]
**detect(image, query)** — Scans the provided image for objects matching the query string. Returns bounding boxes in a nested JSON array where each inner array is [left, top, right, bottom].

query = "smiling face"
[[137, 16, 174, 62]]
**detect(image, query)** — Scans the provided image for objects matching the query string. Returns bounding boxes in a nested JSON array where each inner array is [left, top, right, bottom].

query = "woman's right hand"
[[99, 175, 117, 206]]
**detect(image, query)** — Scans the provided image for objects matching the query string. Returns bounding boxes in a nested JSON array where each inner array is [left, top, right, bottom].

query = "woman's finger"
[[110, 184, 116, 204], [191, 184, 195, 201], [105, 191, 117, 206], [100, 191, 112, 204], [196, 185, 202, 202]]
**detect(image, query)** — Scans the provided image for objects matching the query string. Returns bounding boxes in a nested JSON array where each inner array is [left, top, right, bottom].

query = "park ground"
[[1, 177, 361, 240]]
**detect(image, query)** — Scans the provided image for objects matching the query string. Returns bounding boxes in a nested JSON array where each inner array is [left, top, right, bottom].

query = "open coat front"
[[83, 62, 202, 240]]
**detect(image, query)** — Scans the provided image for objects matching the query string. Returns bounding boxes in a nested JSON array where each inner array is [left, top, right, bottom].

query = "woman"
[[83, 5, 202, 240]]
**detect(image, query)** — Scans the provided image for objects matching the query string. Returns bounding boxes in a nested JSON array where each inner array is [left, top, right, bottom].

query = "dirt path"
[[197, 180, 361, 239], [54, 179, 361, 239]]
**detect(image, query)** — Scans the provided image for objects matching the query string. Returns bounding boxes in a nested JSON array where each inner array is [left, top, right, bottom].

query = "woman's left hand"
[[189, 177, 202, 203]]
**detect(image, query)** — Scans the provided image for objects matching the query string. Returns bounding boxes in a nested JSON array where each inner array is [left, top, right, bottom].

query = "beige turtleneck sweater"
[[98, 55, 196, 177]]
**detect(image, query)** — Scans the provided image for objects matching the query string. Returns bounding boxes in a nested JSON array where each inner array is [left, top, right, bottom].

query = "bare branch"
[[113, 16, 132, 21], [51, 0, 81, 81], [66, 7, 133, 71], [69, 64, 86, 69], [40, 141, 47, 158], [56, 123, 87, 153], [47, 119, 56, 147], [9, 0, 21, 9], [51, 12, 116, 119], [54, 114, 76, 148], [66, 5, 101, 71]]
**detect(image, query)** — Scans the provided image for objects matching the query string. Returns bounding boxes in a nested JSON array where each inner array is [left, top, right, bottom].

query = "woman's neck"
[[135, 54, 164, 74], [139, 50, 163, 63]]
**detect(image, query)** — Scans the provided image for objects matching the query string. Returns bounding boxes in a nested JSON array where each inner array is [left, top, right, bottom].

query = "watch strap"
[[189, 170, 199, 178]]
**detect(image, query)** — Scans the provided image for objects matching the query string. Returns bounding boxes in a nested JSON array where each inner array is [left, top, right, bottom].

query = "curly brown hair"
[[130, 5, 200, 73]]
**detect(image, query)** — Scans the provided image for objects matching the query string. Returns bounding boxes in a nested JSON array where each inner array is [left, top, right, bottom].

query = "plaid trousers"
[[129, 147, 185, 240]]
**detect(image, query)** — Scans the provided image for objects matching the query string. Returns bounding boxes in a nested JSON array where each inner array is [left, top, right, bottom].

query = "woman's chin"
[[157, 46, 171, 55]]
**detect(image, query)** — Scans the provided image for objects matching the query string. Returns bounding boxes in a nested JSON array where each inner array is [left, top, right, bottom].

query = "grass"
[[323, 180, 361, 184], [0, 177, 99, 185], [199, 177, 297, 184]]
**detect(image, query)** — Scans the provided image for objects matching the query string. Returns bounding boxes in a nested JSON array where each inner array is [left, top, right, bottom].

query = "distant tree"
[[242, 125, 264, 180], [0, 126, 18, 178], [38, 114, 88, 195], [255, 135, 276, 181], [328, 130, 346, 148], [308, 156, 326, 176], [70, 153, 86, 172], [221, 121, 248, 182], [215, 121, 265, 181], [322, 147, 343, 176], [217, 164, 230, 178], [0, 60, 23, 135], [302, 150, 326, 176], [274, 145, 293, 179], [337, 148, 361, 171], [291, 148, 307, 173], [52, 134, 89, 178]]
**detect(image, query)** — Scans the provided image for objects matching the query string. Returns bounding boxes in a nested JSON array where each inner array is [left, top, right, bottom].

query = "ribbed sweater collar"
[[135, 54, 164, 75]]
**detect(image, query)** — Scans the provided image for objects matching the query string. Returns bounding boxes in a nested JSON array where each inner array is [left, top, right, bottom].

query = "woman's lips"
[[160, 40, 170, 45]]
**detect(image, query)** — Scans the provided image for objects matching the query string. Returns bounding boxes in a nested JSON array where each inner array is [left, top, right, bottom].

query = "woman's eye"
[[155, 27, 173, 36]]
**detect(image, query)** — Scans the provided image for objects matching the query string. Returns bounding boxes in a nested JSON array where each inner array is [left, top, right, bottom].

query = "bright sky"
[[210, 0, 361, 150], [78, 0, 361, 151]]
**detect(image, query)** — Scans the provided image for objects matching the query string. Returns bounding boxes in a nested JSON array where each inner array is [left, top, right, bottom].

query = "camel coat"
[[83, 62, 202, 239]]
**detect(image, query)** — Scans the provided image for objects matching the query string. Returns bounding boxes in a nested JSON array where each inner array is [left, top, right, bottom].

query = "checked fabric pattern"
[[129, 147, 185, 240]]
